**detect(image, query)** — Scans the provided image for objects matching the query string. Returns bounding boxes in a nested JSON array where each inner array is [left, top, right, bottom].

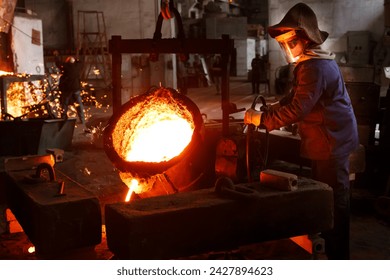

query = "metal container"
[[103, 86, 204, 178]]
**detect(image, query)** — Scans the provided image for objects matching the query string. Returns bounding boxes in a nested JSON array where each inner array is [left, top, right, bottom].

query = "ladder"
[[76, 11, 112, 88]]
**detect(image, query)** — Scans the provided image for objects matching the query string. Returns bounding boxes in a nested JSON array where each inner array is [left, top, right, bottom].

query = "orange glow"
[[0, 70, 13, 76], [0, 72, 108, 121], [124, 178, 138, 202], [28, 246, 35, 254], [112, 88, 195, 163], [6, 81, 50, 118], [6, 82, 29, 117], [112, 87, 195, 201], [125, 113, 193, 162], [120, 173, 152, 202], [2, 79, 61, 119]]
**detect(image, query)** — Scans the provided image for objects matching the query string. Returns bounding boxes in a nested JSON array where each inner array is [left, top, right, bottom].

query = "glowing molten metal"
[[111, 88, 195, 163], [126, 116, 192, 161], [104, 87, 201, 201]]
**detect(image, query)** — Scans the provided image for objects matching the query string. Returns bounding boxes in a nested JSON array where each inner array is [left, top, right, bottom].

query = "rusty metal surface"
[[105, 178, 333, 259]]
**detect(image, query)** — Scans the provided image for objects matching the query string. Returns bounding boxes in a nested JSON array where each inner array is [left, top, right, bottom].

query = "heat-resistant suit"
[[262, 54, 359, 259]]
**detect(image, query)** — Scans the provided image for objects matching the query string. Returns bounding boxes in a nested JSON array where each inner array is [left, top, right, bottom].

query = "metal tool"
[[246, 95, 269, 182]]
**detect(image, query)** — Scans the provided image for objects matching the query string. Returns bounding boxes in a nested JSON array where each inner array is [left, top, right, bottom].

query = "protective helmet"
[[268, 2, 328, 45]]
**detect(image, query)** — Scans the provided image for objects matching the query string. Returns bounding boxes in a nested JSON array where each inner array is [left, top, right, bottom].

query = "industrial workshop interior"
[[0, 0, 389, 261]]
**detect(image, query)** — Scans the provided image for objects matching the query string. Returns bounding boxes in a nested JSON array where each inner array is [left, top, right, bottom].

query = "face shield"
[[275, 30, 305, 64]]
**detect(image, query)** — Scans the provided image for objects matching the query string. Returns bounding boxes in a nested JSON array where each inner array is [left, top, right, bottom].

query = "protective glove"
[[244, 108, 263, 127]]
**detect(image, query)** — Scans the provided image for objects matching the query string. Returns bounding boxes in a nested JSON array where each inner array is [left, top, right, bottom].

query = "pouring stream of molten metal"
[[124, 179, 139, 202]]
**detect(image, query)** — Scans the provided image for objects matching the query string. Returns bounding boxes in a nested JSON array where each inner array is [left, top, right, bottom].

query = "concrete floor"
[[0, 77, 389, 260]]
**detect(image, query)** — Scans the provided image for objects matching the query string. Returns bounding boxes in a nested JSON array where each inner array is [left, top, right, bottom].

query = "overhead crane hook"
[[160, 0, 175, 20], [151, 0, 188, 62]]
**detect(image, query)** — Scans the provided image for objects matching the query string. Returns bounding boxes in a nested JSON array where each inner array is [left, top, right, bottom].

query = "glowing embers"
[[4, 81, 58, 119], [5, 82, 29, 117]]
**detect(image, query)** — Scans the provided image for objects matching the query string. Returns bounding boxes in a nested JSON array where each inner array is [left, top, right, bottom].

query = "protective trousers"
[[311, 154, 351, 260]]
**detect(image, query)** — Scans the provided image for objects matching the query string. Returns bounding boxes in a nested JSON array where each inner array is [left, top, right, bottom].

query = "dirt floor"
[[1, 78, 390, 260]]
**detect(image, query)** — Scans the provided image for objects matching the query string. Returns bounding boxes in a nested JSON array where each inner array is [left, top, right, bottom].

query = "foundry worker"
[[54, 50, 86, 125], [250, 53, 262, 94], [244, 3, 359, 260], [211, 55, 223, 95]]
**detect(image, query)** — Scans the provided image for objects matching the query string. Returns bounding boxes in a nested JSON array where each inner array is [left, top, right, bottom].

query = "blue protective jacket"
[[262, 57, 359, 160]]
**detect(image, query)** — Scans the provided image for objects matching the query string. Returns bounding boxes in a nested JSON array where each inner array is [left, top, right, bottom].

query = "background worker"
[[54, 50, 85, 126], [250, 53, 262, 94], [244, 2, 359, 259], [211, 55, 223, 95]]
